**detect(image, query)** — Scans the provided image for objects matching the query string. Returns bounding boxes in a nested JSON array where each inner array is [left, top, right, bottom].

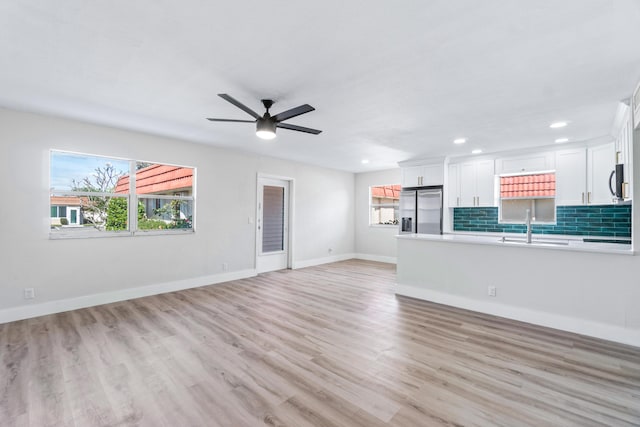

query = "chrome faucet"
[[525, 209, 532, 244]]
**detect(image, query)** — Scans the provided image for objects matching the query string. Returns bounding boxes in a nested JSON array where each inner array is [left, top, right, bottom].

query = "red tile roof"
[[371, 185, 401, 199], [500, 173, 556, 198], [50, 195, 87, 205], [115, 164, 193, 194]]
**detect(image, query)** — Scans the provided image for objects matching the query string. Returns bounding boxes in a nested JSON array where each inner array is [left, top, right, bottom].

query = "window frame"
[[49, 150, 196, 239], [369, 184, 401, 227]]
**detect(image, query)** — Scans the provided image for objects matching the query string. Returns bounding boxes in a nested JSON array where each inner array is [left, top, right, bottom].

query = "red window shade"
[[500, 173, 555, 198]]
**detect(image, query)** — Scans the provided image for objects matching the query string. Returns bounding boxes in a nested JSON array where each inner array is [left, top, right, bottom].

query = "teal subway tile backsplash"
[[453, 204, 631, 238]]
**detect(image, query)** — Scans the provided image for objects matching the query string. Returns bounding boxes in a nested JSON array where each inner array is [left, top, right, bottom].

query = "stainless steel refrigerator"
[[399, 186, 443, 234]]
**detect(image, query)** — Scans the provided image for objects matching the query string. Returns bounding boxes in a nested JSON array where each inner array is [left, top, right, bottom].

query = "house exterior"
[[115, 164, 194, 222], [370, 184, 401, 225], [50, 195, 85, 226]]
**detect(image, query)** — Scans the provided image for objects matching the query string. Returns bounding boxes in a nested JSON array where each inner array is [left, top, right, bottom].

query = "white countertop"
[[396, 232, 633, 255]]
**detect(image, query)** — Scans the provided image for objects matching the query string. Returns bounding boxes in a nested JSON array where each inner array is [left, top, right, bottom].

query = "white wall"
[[354, 168, 401, 263], [0, 108, 355, 321]]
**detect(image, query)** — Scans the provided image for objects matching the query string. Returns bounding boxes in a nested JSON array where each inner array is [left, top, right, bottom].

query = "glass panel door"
[[262, 185, 285, 253]]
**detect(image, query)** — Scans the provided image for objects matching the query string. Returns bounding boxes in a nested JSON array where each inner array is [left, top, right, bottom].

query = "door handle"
[[609, 170, 616, 196]]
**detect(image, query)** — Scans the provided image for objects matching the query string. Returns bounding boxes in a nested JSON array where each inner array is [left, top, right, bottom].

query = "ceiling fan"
[[207, 94, 322, 140]]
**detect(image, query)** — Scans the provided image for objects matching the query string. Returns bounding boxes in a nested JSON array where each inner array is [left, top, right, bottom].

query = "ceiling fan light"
[[256, 119, 276, 140]]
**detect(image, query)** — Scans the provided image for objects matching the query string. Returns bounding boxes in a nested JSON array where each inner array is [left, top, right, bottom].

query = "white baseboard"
[[354, 253, 397, 264], [396, 284, 640, 348], [0, 269, 257, 324], [292, 253, 356, 269]]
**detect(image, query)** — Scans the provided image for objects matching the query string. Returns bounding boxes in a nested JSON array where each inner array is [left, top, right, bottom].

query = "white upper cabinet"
[[495, 152, 555, 175], [475, 160, 496, 206], [555, 148, 587, 205], [612, 102, 632, 201], [459, 162, 477, 206], [447, 163, 460, 207], [452, 159, 495, 207], [401, 163, 444, 187], [401, 166, 424, 187], [587, 142, 616, 205], [555, 143, 616, 206]]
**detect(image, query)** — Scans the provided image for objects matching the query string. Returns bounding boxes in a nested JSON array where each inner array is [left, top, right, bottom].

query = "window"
[[50, 151, 195, 237], [370, 185, 401, 226], [499, 172, 556, 224]]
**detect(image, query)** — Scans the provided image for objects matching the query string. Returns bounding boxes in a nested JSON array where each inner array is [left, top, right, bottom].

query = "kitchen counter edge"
[[396, 233, 633, 255]]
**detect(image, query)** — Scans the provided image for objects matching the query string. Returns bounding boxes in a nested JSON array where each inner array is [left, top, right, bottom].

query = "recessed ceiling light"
[[471, 149, 482, 154], [550, 121, 568, 129], [555, 138, 569, 143], [361, 159, 370, 164], [453, 138, 467, 144]]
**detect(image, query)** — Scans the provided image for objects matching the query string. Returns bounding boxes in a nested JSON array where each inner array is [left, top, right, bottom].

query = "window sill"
[[49, 228, 194, 239], [369, 224, 399, 229]]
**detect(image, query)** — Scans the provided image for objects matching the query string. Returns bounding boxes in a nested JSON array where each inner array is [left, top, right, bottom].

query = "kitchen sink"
[[499, 237, 569, 246]]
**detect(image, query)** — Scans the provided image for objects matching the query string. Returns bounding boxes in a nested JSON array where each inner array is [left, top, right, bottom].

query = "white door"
[[257, 177, 290, 273]]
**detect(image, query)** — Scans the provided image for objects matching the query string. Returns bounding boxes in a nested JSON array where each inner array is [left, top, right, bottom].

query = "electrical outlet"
[[222, 262, 228, 272], [488, 286, 497, 297], [24, 288, 35, 299]]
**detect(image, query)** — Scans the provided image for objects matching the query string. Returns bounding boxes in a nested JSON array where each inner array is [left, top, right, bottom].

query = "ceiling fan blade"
[[272, 104, 315, 122], [218, 94, 261, 119], [276, 122, 322, 135], [206, 118, 255, 123]]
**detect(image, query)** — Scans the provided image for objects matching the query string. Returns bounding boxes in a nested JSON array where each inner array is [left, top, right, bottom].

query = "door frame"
[[68, 207, 80, 225], [255, 173, 295, 271]]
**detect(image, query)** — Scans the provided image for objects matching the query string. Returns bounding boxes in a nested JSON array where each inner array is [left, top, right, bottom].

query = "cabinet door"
[[422, 164, 444, 186], [496, 153, 551, 174], [447, 164, 460, 207], [475, 160, 495, 206], [587, 143, 615, 205], [459, 163, 477, 207], [401, 166, 423, 187], [614, 108, 632, 200], [555, 149, 586, 205]]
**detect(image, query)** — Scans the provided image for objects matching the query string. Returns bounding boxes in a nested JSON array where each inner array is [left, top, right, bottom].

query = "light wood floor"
[[2, 260, 639, 426]]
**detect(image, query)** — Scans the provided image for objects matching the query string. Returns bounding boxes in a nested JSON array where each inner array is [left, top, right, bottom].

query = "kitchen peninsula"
[[396, 232, 639, 347]]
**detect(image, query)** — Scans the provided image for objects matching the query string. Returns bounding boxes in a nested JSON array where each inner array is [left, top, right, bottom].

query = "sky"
[[50, 151, 130, 191]]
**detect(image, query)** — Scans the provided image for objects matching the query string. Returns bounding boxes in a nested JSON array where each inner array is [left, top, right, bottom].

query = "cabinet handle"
[[477, 196, 480, 206], [587, 192, 591, 204], [581, 192, 584, 204], [457, 196, 460, 207]]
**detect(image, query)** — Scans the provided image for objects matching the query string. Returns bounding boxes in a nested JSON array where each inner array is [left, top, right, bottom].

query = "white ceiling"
[[1, 1, 640, 172]]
